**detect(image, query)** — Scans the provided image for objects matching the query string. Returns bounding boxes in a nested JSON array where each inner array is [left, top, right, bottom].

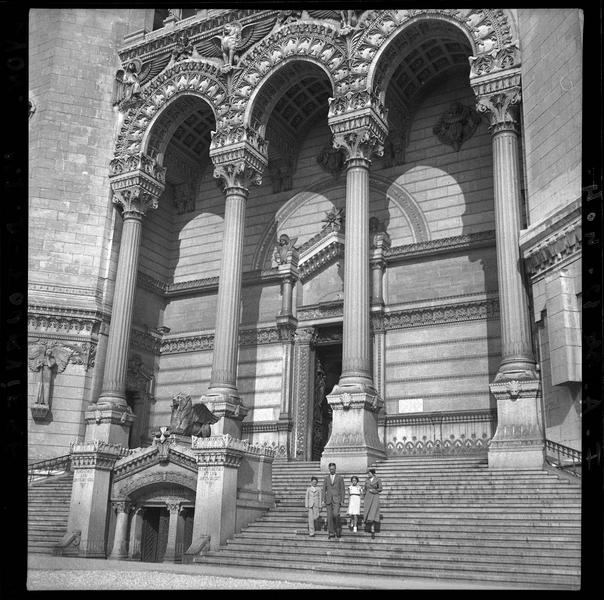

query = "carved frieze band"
[[523, 220, 581, 278], [28, 304, 107, 369], [157, 326, 281, 355], [242, 420, 293, 434], [296, 297, 499, 328], [384, 297, 499, 330], [384, 408, 496, 427], [387, 230, 496, 263]]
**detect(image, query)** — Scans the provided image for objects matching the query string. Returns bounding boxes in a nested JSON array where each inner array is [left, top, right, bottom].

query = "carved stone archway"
[[113, 60, 228, 160], [359, 9, 520, 95], [235, 20, 346, 130]]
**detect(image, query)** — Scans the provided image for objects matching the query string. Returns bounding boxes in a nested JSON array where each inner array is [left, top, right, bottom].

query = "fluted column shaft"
[[208, 187, 248, 393], [98, 213, 143, 406], [340, 157, 373, 388], [128, 507, 145, 559], [163, 503, 181, 562], [108, 501, 130, 560], [491, 128, 536, 374]]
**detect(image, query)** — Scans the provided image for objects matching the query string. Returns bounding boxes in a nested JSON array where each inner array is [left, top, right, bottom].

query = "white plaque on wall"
[[398, 398, 423, 413]]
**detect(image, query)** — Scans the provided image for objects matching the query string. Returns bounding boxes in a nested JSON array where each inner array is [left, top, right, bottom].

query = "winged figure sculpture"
[[196, 19, 276, 71]]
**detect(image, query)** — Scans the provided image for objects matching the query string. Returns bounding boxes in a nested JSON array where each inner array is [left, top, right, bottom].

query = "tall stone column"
[[87, 154, 165, 447], [276, 246, 299, 459], [108, 501, 131, 560], [474, 73, 544, 469], [292, 327, 317, 460], [203, 137, 267, 439], [163, 500, 181, 563], [370, 225, 390, 423], [321, 93, 389, 471], [128, 507, 145, 560]]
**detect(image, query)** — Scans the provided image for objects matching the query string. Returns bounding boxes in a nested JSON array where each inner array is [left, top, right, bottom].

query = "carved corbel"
[[328, 91, 389, 163], [109, 152, 166, 217]]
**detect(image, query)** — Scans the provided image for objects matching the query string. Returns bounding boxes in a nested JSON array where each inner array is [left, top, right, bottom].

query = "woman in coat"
[[363, 468, 382, 539]]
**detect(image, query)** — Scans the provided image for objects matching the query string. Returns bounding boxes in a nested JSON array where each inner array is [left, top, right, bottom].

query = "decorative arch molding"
[[234, 20, 344, 129], [251, 174, 429, 270], [245, 56, 335, 131], [114, 60, 228, 159], [353, 9, 519, 94], [112, 467, 198, 500]]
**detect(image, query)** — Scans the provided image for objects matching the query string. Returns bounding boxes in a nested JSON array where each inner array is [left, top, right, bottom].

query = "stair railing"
[[28, 454, 72, 483], [544, 439, 581, 478]]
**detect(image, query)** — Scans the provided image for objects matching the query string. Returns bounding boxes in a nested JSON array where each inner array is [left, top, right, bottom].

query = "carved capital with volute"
[[472, 70, 522, 135], [109, 152, 166, 218], [328, 89, 389, 164], [210, 128, 268, 193]]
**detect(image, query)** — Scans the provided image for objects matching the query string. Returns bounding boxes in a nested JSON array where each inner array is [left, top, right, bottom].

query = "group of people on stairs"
[[304, 462, 382, 540]]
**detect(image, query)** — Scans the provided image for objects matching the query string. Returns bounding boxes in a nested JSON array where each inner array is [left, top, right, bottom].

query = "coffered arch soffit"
[[252, 174, 430, 271]]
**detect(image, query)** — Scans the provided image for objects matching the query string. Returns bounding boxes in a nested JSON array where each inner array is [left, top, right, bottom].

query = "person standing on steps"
[[363, 468, 383, 539], [304, 476, 323, 537], [347, 476, 362, 532], [322, 462, 345, 540]]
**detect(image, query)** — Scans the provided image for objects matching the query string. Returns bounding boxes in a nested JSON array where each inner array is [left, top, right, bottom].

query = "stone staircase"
[[28, 473, 73, 555], [196, 456, 581, 589]]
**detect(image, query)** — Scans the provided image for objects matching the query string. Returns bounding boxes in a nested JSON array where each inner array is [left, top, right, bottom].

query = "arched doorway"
[[312, 335, 342, 461]]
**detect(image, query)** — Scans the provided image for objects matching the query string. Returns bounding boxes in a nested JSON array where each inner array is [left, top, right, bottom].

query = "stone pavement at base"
[[26, 554, 518, 590]]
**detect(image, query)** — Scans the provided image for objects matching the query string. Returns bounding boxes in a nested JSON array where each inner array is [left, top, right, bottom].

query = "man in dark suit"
[[322, 462, 345, 539]]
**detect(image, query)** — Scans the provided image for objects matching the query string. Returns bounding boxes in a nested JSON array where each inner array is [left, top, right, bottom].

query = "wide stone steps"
[[222, 538, 581, 566], [28, 473, 73, 554], [195, 458, 580, 588], [234, 529, 581, 546], [199, 552, 578, 589]]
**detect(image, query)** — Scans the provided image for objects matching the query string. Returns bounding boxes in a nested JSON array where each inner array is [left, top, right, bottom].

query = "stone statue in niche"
[[196, 19, 276, 73], [113, 60, 142, 106], [316, 143, 345, 178], [273, 233, 298, 265], [382, 131, 406, 168], [28, 341, 75, 421], [170, 32, 196, 63], [170, 392, 219, 437], [433, 102, 482, 152]]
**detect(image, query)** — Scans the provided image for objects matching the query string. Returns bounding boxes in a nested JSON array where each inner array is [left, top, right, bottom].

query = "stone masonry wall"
[[519, 8, 582, 225], [28, 8, 148, 461]]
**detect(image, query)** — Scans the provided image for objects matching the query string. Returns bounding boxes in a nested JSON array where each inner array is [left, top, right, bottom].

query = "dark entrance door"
[[311, 344, 342, 460], [140, 507, 169, 562]]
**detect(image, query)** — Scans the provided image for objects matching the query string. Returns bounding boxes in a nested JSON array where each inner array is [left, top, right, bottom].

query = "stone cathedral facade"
[[28, 8, 582, 558]]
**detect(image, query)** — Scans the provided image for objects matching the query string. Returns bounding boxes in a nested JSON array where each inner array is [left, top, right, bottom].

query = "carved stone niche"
[[433, 102, 482, 152], [28, 340, 82, 423]]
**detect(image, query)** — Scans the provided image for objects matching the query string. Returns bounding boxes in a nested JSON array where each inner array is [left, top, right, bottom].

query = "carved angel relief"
[[433, 102, 482, 152], [28, 341, 75, 421], [196, 19, 276, 73], [112, 56, 170, 110], [273, 233, 298, 265]]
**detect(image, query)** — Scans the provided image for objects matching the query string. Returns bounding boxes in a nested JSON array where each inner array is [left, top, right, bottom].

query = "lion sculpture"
[[170, 392, 219, 437]]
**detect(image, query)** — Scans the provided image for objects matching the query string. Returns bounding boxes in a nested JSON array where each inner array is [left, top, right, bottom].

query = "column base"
[[84, 405, 135, 447], [321, 388, 386, 472], [488, 374, 544, 469], [202, 390, 248, 438]]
